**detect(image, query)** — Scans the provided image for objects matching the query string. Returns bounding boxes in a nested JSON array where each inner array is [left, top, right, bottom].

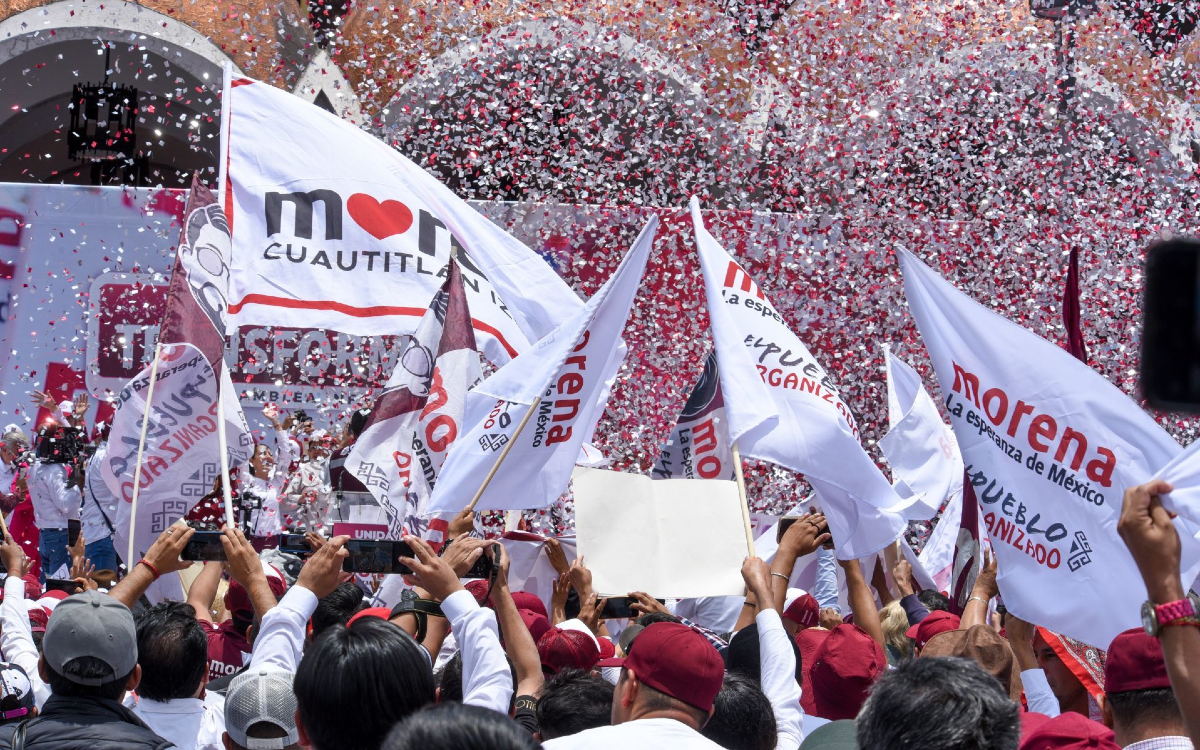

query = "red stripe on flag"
[[227, 294, 519, 357]]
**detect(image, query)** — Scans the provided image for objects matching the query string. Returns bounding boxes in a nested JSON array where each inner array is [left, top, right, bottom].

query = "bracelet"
[[136, 559, 160, 581], [770, 572, 789, 582], [1161, 616, 1200, 631], [967, 596, 989, 607], [743, 601, 756, 608]]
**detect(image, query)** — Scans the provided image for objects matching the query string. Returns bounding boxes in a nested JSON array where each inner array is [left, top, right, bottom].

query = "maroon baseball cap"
[[1104, 627, 1170, 693], [21, 575, 41, 601], [519, 608, 552, 643], [906, 610, 961, 652], [807, 624, 887, 721], [538, 627, 600, 675], [511, 591, 547, 618], [1018, 713, 1119, 750], [464, 579, 490, 606], [783, 593, 819, 629], [224, 570, 287, 619], [26, 607, 48, 633], [598, 622, 725, 714]]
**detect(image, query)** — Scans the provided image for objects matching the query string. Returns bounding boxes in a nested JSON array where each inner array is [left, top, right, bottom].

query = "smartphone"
[[45, 578, 81, 594], [1143, 238, 1200, 412], [279, 533, 310, 555], [182, 530, 227, 561], [67, 519, 81, 548], [342, 539, 413, 574], [777, 517, 800, 543], [600, 596, 664, 620]]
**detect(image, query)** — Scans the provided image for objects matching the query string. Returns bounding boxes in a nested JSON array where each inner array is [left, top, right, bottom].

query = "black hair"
[[724, 623, 802, 685], [1106, 688, 1184, 730], [348, 409, 369, 439], [703, 672, 777, 750], [310, 582, 366, 638], [437, 653, 464, 703], [918, 589, 951, 613], [536, 668, 614, 740], [438, 652, 518, 709], [44, 657, 135, 702], [857, 656, 1020, 750], [635, 612, 680, 628], [295, 618, 435, 750], [382, 702, 539, 750], [134, 601, 209, 701]]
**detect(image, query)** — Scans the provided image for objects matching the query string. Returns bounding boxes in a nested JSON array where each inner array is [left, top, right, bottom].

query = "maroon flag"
[[1062, 247, 1088, 364], [948, 469, 982, 615]]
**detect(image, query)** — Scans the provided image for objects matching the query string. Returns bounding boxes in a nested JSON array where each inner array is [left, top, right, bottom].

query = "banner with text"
[[652, 352, 736, 481]]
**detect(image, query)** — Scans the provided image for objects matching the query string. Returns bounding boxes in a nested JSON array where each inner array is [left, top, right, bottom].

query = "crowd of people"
[[0, 397, 1196, 749]]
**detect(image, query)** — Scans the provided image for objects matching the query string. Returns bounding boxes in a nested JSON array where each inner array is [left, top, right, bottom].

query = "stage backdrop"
[[0, 183, 1186, 536]]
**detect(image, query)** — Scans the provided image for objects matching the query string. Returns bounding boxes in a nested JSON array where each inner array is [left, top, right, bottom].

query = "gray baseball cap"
[[43, 591, 137, 685], [225, 666, 299, 750]]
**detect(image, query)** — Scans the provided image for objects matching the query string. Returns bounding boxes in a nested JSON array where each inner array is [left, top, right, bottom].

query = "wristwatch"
[[1141, 591, 1200, 636]]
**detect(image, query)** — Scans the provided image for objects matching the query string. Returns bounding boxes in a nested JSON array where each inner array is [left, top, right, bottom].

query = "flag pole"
[[730, 442, 755, 556], [216, 362, 234, 529], [127, 342, 165, 566], [463, 397, 541, 513]]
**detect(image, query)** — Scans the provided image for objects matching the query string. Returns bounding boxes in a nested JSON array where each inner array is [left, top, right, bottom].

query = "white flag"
[[425, 218, 658, 513], [343, 261, 481, 538], [652, 352, 736, 481], [220, 71, 582, 366], [899, 248, 1200, 647], [879, 347, 964, 521], [104, 179, 252, 562], [691, 198, 904, 558]]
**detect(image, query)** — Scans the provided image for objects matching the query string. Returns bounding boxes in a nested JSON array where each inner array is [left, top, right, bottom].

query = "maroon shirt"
[[202, 619, 251, 682]]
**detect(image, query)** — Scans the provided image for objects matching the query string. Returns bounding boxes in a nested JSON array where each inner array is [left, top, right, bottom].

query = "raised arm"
[[108, 524, 196, 609], [1118, 480, 1200, 746], [960, 551, 997, 630], [839, 556, 885, 646], [744, 556, 803, 750], [222, 527, 279, 619], [771, 513, 831, 612], [186, 562, 224, 623], [490, 544, 544, 698]]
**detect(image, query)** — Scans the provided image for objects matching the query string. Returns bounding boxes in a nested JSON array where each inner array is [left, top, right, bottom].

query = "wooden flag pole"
[[731, 442, 755, 556], [216, 364, 235, 529], [463, 396, 542, 513], [127, 342, 165, 566]]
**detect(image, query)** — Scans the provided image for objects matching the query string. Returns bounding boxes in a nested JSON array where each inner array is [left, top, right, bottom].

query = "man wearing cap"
[[222, 667, 300, 750], [0, 539, 50, 709], [541, 621, 727, 749], [1101, 628, 1193, 749], [0, 590, 171, 748]]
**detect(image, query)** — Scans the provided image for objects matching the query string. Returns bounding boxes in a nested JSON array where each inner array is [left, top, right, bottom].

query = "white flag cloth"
[[899, 248, 1200, 647], [691, 198, 904, 558], [1153, 438, 1200, 525], [425, 218, 658, 513], [343, 262, 482, 538], [917, 482, 967, 591], [879, 348, 964, 521], [652, 352, 736, 481], [220, 70, 582, 365]]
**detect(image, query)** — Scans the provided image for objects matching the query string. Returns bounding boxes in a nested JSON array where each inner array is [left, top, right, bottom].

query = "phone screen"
[[279, 533, 310, 555], [1143, 238, 1200, 412], [776, 517, 799, 543], [182, 531, 227, 561], [342, 540, 413, 574], [600, 597, 665, 620], [44, 578, 81, 594], [67, 519, 81, 548]]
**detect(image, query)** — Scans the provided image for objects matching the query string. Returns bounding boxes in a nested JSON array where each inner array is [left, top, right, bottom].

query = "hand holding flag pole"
[[462, 396, 543, 513]]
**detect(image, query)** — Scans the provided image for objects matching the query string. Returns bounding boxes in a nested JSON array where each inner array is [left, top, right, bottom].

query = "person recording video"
[[26, 424, 83, 581]]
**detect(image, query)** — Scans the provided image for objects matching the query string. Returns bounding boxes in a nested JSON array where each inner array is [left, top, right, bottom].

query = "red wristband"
[[136, 559, 160, 581]]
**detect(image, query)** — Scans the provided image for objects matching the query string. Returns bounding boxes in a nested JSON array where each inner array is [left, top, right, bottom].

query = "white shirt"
[[82, 445, 117, 543], [756, 609, 804, 750], [250, 584, 319, 674], [670, 596, 745, 634], [131, 693, 225, 750], [26, 461, 80, 529], [1020, 668, 1060, 717], [0, 575, 49, 709], [240, 428, 294, 536], [542, 717, 725, 749], [440, 589, 513, 714]]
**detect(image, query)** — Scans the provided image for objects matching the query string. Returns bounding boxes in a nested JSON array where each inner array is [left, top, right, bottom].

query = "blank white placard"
[[573, 467, 748, 598]]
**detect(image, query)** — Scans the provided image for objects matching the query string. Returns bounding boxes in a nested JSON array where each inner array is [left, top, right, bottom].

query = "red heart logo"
[[346, 193, 414, 240]]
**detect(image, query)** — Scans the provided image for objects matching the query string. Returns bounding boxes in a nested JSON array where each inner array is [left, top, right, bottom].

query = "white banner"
[[343, 262, 482, 538], [691, 198, 904, 558], [652, 352, 736, 481], [899, 248, 1200, 647], [879, 347, 963, 521], [221, 71, 583, 366], [425, 219, 657, 513]]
